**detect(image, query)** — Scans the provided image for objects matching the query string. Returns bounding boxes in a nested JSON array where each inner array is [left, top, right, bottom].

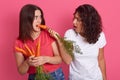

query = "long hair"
[[74, 4, 102, 44], [18, 4, 45, 42]]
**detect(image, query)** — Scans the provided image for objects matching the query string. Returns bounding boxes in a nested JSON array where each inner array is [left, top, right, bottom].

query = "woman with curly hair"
[[50, 4, 107, 80]]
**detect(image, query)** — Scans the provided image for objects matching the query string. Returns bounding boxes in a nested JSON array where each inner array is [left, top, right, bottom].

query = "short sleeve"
[[45, 31, 55, 43], [64, 29, 74, 40], [97, 32, 107, 48], [14, 40, 24, 52], [64, 30, 70, 40]]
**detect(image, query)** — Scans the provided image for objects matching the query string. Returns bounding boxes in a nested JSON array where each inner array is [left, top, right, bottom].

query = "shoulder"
[[40, 30, 55, 43], [65, 29, 75, 34], [100, 32, 105, 36], [97, 32, 107, 48], [99, 32, 106, 40], [15, 39, 23, 46], [64, 29, 77, 41], [65, 29, 76, 36], [40, 30, 51, 39], [14, 39, 26, 50]]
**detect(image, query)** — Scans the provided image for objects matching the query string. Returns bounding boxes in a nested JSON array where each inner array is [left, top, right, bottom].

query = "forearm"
[[48, 29, 72, 64], [18, 60, 29, 75], [46, 56, 62, 64], [99, 58, 107, 80], [98, 48, 107, 80], [56, 38, 72, 64]]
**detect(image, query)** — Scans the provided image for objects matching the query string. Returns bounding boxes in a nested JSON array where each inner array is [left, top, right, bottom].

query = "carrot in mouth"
[[37, 25, 48, 30]]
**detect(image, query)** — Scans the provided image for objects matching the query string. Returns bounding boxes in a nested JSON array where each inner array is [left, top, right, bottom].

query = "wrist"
[[46, 56, 50, 63], [25, 59, 29, 67]]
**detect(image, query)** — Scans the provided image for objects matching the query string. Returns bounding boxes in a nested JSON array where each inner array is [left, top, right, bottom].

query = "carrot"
[[31, 48, 35, 56], [37, 25, 48, 30], [36, 39, 40, 57], [15, 46, 27, 56], [24, 44, 33, 56], [16, 42, 41, 57]]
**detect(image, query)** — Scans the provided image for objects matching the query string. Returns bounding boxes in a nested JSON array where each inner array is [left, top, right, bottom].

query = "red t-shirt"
[[14, 30, 60, 74]]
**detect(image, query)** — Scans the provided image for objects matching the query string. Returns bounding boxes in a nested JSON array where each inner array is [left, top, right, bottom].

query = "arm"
[[15, 52, 29, 75], [46, 41, 62, 64], [48, 29, 72, 64], [98, 48, 107, 80], [32, 41, 62, 66]]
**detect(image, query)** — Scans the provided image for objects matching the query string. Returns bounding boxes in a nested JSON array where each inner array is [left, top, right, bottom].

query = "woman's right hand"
[[26, 55, 35, 66], [26, 56, 49, 67]]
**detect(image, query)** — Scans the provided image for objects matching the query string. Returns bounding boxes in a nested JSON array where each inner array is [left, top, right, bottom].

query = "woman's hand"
[[27, 56, 49, 67], [26, 55, 35, 66], [48, 28, 60, 40]]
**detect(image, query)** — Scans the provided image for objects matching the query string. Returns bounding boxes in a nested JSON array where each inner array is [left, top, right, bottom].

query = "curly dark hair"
[[74, 4, 102, 44], [18, 4, 45, 42]]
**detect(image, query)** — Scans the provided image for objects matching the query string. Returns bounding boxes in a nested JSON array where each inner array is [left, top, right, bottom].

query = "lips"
[[73, 25, 77, 29]]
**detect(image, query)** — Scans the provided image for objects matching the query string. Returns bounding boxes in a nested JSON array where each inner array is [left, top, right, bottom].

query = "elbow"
[[61, 55, 72, 64], [57, 58, 63, 64], [18, 71, 26, 75], [65, 61, 71, 65], [63, 59, 72, 65], [17, 68, 27, 75]]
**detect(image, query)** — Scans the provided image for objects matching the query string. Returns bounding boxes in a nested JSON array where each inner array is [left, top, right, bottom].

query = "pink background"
[[0, 0, 120, 80]]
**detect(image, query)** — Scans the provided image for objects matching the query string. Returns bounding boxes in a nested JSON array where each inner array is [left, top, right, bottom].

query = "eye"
[[34, 15, 42, 20], [77, 18, 82, 22], [34, 16, 38, 20]]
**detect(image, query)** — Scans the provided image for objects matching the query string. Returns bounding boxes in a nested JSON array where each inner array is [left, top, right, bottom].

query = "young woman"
[[50, 4, 107, 80], [14, 4, 65, 80]]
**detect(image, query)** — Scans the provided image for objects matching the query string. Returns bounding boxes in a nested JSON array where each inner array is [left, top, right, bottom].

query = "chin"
[[74, 29, 78, 33], [73, 29, 78, 34]]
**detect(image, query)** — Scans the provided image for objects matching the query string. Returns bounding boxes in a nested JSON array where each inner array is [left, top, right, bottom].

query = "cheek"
[[32, 22, 36, 29], [33, 26, 40, 31], [76, 24, 82, 32], [33, 20, 36, 25], [32, 22, 37, 30], [33, 20, 39, 27], [39, 19, 42, 23], [33, 25, 36, 30]]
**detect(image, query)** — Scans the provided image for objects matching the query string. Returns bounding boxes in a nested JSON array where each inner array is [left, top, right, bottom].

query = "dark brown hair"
[[74, 4, 102, 44], [18, 4, 45, 42]]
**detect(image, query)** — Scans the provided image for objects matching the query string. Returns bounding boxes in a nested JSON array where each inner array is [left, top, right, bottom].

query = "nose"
[[37, 17, 41, 23], [73, 19, 76, 25]]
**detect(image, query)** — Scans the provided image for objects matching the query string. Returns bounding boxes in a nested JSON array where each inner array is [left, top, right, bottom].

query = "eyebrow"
[[34, 16, 38, 17]]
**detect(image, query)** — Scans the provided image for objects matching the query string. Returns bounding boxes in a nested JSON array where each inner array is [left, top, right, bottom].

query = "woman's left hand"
[[31, 56, 49, 67], [48, 28, 60, 40]]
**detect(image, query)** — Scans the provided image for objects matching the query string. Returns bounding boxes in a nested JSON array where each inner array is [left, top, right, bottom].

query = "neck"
[[31, 31, 40, 40]]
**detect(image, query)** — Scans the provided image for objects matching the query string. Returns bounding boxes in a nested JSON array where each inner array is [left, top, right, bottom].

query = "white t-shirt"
[[64, 29, 107, 80]]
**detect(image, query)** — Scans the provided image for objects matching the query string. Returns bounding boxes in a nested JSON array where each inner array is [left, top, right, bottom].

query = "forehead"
[[74, 12, 80, 18], [34, 10, 41, 15]]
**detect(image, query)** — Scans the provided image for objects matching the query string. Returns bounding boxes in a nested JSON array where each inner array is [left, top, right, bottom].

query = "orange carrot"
[[24, 44, 33, 56], [36, 39, 40, 57], [31, 48, 35, 56], [15, 46, 27, 56], [37, 25, 48, 30]]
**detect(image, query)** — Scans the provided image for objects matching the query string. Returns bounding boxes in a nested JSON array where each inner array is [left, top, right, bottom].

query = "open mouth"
[[73, 25, 77, 29]]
